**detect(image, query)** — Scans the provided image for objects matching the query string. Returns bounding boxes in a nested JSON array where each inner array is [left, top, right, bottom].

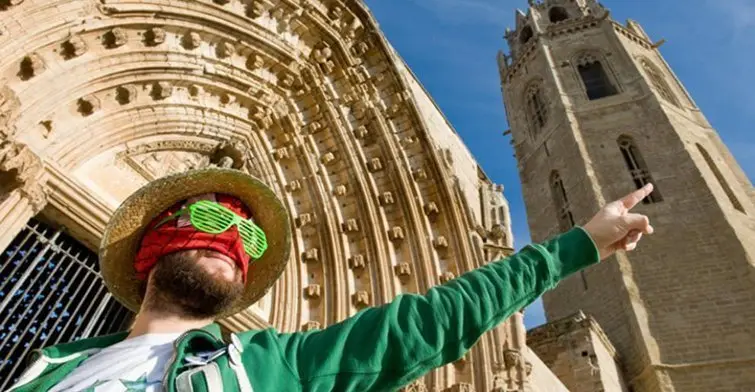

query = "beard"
[[145, 249, 244, 319]]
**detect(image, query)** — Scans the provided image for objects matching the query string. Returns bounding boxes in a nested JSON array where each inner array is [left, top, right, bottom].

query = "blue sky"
[[363, 0, 755, 329]]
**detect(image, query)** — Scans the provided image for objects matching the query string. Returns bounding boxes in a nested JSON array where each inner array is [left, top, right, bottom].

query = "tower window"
[[696, 144, 745, 213], [526, 84, 548, 137], [550, 171, 575, 232], [520, 26, 534, 45], [549, 7, 569, 23], [641, 60, 679, 107], [576, 54, 617, 100], [618, 136, 663, 204]]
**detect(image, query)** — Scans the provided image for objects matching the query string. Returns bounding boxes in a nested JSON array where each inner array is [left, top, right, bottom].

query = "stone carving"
[[103, 27, 128, 48], [62, 36, 87, 58], [247, 53, 266, 69], [219, 92, 235, 106], [413, 168, 428, 181], [19, 183, 48, 213], [489, 224, 506, 241], [249, 106, 273, 129], [302, 321, 320, 331], [354, 126, 368, 139], [342, 219, 359, 233], [368, 157, 383, 172], [399, 380, 428, 392], [245, 0, 266, 18], [0, 86, 20, 138], [329, 4, 343, 20], [321, 152, 336, 165], [351, 40, 370, 57], [77, 95, 100, 116], [273, 147, 290, 161], [296, 213, 312, 227], [305, 284, 321, 299], [286, 179, 302, 192], [333, 185, 347, 196], [433, 236, 449, 250], [379, 192, 394, 206], [352, 290, 369, 307], [440, 271, 455, 284], [302, 248, 320, 263], [183, 31, 202, 49], [503, 349, 522, 369], [152, 82, 173, 100], [447, 383, 474, 392], [307, 120, 324, 134], [394, 262, 411, 278], [115, 85, 137, 105], [278, 72, 296, 88], [348, 254, 366, 270], [217, 41, 235, 58], [389, 226, 405, 242], [312, 43, 335, 74], [188, 84, 204, 98], [146, 27, 166, 46], [0, 141, 42, 185], [19, 53, 45, 80], [423, 202, 440, 219]]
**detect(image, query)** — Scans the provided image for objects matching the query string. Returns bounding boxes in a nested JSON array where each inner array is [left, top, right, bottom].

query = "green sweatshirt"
[[8, 227, 599, 392]]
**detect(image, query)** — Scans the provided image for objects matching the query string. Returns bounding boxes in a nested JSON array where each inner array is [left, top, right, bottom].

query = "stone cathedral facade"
[[499, 1, 755, 392], [0, 1, 574, 391]]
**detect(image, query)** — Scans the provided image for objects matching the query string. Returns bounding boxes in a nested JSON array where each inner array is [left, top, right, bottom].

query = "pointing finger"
[[620, 183, 654, 210]]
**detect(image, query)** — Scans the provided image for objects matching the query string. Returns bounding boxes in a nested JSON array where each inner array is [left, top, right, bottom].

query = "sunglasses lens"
[[191, 201, 236, 233], [237, 220, 268, 259]]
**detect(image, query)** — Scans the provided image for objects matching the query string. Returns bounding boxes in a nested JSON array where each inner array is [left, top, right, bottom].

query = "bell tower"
[[498, 1, 755, 391]]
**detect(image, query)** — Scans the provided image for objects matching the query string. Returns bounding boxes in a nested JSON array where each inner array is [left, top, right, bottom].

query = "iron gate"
[[0, 218, 134, 389]]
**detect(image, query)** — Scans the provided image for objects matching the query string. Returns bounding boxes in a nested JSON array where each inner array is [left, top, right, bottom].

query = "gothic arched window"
[[525, 83, 548, 137], [696, 144, 745, 213], [641, 59, 679, 107], [549, 7, 569, 23], [576, 53, 617, 100], [550, 171, 575, 231], [520, 25, 534, 45], [618, 136, 662, 204]]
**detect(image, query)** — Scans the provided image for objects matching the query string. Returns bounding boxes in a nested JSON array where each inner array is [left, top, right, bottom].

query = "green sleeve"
[[272, 227, 600, 391]]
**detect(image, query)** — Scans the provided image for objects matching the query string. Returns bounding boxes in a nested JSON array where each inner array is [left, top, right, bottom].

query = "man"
[[8, 167, 654, 392]]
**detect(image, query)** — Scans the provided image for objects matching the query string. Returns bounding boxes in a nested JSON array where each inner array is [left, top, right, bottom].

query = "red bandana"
[[134, 194, 253, 282]]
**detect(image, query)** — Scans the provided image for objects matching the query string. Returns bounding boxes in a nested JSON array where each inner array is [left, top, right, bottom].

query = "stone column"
[[0, 140, 47, 252]]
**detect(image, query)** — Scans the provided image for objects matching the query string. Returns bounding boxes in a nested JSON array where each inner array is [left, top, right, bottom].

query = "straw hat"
[[99, 167, 292, 317]]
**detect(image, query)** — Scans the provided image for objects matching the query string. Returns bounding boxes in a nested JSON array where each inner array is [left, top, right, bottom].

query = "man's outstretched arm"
[[270, 185, 655, 391]]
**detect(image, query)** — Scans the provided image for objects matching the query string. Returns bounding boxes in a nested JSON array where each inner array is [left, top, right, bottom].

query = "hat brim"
[[99, 167, 292, 317]]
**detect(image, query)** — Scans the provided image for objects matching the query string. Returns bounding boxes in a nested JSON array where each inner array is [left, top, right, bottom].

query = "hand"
[[583, 184, 655, 260]]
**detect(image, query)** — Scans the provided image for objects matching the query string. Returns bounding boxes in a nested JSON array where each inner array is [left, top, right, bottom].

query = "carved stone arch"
[[0, 1, 518, 389], [572, 48, 620, 100], [522, 78, 549, 138]]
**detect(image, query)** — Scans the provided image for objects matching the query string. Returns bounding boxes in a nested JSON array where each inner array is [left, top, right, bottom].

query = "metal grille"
[[0, 218, 133, 390]]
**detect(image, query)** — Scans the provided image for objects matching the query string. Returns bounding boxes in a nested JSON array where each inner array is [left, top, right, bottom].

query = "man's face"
[[148, 248, 245, 319]]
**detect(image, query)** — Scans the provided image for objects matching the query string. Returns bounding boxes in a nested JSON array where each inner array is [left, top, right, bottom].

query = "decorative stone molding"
[[305, 284, 321, 299], [352, 290, 369, 307], [503, 349, 522, 369], [103, 27, 128, 48], [152, 82, 173, 100], [245, 1, 266, 18], [321, 152, 336, 165], [115, 85, 137, 105], [62, 36, 87, 58], [447, 383, 475, 392], [0, 86, 20, 138], [286, 179, 302, 192], [394, 262, 411, 278], [379, 192, 394, 206], [341, 219, 359, 233], [217, 41, 235, 58], [348, 254, 366, 270], [423, 202, 440, 218], [0, 141, 42, 185], [183, 31, 202, 49], [388, 226, 405, 242], [400, 380, 428, 392], [302, 321, 320, 331], [333, 184, 347, 196], [296, 213, 312, 227], [77, 95, 100, 116], [440, 271, 455, 284], [146, 27, 167, 46], [19, 53, 45, 80], [433, 236, 449, 250], [302, 248, 320, 263], [368, 157, 383, 172]]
